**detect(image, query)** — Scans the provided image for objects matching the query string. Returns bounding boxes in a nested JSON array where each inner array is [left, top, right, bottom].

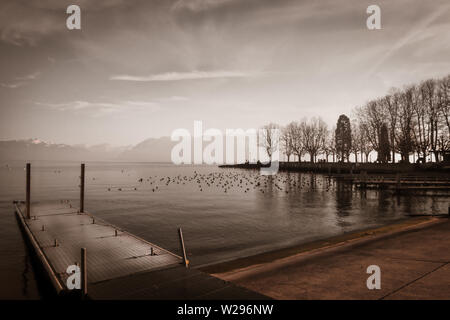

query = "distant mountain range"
[[118, 137, 176, 162], [0, 136, 254, 163], [0, 138, 175, 162]]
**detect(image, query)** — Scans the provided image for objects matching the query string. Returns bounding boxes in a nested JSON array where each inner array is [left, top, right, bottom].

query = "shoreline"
[[200, 216, 443, 277], [219, 161, 450, 174]]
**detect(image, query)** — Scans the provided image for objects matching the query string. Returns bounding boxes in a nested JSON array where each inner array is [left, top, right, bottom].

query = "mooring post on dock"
[[80, 163, 85, 213], [26, 163, 31, 219], [178, 227, 189, 268], [81, 247, 87, 298]]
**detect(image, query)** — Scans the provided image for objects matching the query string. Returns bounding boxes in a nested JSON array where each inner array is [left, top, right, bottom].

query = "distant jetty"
[[219, 161, 450, 174]]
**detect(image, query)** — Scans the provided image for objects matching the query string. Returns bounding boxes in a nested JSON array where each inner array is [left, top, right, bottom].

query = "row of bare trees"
[[354, 74, 450, 163], [261, 74, 450, 163], [277, 117, 329, 163]]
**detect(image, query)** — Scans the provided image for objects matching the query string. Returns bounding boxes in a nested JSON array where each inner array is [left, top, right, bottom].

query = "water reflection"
[[335, 180, 353, 217], [0, 161, 448, 269]]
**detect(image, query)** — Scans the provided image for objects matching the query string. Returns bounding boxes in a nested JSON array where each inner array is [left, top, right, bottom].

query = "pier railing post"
[[80, 164, 85, 213], [26, 163, 31, 219], [396, 173, 401, 189], [178, 228, 189, 268], [81, 248, 87, 298]]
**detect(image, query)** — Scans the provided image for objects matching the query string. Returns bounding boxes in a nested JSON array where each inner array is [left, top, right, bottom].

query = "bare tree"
[[439, 76, 450, 135], [328, 126, 337, 162], [412, 83, 432, 162], [358, 123, 372, 162], [302, 117, 327, 163], [350, 120, 360, 163], [355, 99, 386, 158], [351, 74, 450, 163], [288, 121, 304, 162], [260, 123, 280, 162], [437, 76, 450, 155], [383, 91, 400, 163], [281, 124, 294, 162], [396, 86, 415, 163], [421, 80, 439, 162]]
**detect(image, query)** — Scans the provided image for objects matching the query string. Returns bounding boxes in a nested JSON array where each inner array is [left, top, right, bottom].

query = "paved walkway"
[[213, 218, 450, 299]]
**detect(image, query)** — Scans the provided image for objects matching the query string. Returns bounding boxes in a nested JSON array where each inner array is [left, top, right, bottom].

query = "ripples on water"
[[0, 161, 448, 299]]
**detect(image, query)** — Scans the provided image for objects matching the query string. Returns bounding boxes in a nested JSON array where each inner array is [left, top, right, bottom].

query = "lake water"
[[0, 161, 448, 299]]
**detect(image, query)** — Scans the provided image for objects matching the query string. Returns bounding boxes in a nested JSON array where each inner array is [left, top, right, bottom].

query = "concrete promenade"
[[212, 218, 450, 299]]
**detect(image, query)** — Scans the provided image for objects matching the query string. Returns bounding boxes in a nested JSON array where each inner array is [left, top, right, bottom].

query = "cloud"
[[171, 0, 237, 12], [16, 71, 40, 80], [0, 5, 61, 46], [0, 0, 130, 46], [35, 100, 160, 117], [160, 96, 190, 102], [366, 3, 450, 78], [110, 70, 258, 82], [1, 71, 40, 89], [1, 82, 26, 89]]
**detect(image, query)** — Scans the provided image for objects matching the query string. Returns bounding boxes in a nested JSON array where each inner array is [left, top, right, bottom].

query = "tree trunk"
[[434, 151, 440, 163]]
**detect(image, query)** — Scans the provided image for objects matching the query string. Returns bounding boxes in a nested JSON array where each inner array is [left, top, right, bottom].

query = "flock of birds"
[[6, 164, 338, 195], [107, 170, 336, 195]]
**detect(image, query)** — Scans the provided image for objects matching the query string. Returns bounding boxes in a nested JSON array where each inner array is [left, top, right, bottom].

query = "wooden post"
[[26, 163, 31, 219], [361, 170, 367, 188], [81, 248, 87, 297], [178, 228, 188, 268], [396, 173, 401, 189], [80, 164, 85, 213]]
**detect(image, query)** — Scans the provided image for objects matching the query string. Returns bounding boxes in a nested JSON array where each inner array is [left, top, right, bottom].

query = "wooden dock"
[[353, 175, 450, 190], [331, 173, 450, 190], [15, 164, 268, 300]]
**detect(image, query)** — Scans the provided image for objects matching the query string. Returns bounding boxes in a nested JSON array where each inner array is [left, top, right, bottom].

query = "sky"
[[0, 0, 449, 146]]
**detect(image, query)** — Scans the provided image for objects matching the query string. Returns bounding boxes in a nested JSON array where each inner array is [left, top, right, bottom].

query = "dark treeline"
[[263, 74, 450, 164]]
